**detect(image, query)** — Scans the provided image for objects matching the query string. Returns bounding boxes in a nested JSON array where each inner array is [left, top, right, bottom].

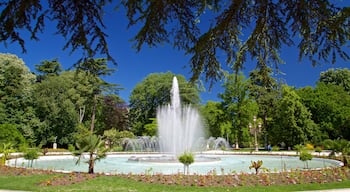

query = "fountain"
[[157, 77, 205, 155], [127, 76, 216, 163], [6, 77, 343, 174]]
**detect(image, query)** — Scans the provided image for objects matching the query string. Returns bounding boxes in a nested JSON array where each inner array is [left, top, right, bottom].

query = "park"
[[1, 0, 350, 191]]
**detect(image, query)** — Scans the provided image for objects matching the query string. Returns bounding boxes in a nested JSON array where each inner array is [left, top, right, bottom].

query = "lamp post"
[[249, 116, 261, 152]]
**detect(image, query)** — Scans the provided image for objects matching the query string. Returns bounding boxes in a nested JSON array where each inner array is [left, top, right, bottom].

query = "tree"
[[219, 73, 258, 147], [178, 151, 194, 175], [299, 150, 313, 169], [74, 134, 108, 174], [270, 85, 318, 147], [35, 59, 62, 82], [319, 68, 350, 93], [76, 58, 117, 134], [125, 0, 349, 85], [248, 67, 279, 148], [23, 148, 39, 168], [0, 53, 36, 130], [103, 129, 135, 150], [297, 83, 350, 140], [1, 1, 348, 85], [33, 72, 79, 147], [0, 124, 26, 148], [95, 95, 128, 135], [201, 101, 226, 138], [129, 72, 200, 135], [143, 118, 158, 136]]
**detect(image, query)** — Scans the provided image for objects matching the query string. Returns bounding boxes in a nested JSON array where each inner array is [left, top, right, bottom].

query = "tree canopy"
[[1, 1, 348, 85]]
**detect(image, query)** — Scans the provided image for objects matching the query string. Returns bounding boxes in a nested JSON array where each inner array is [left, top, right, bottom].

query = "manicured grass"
[[1, 174, 350, 192]]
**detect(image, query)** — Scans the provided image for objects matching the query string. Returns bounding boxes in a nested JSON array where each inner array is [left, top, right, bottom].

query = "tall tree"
[[201, 101, 226, 138], [297, 83, 350, 140], [33, 72, 79, 147], [219, 73, 258, 147], [0, 53, 37, 142], [95, 94, 129, 135], [319, 68, 350, 93], [129, 72, 200, 135], [248, 66, 279, 148], [270, 85, 318, 147], [1, 1, 348, 85], [76, 58, 117, 134]]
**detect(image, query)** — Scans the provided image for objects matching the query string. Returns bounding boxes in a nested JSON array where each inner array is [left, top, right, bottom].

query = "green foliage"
[[299, 150, 313, 169], [201, 101, 225, 137], [103, 129, 135, 150], [0, 143, 15, 165], [270, 85, 317, 147], [0, 54, 37, 140], [0, 124, 26, 147], [178, 152, 194, 175], [315, 146, 322, 154], [249, 160, 264, 174], [319, 68, 350, 93], [23, 148, 39, 167], [219, 73, 258, 147], [294, 144, 304, 155], [272, 146, 280, 151], [143, 118, 158, 136], [297, 82, 350, 140]]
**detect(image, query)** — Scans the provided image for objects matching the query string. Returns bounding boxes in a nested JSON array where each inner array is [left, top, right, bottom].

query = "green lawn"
[[1, 174, 350, 192]]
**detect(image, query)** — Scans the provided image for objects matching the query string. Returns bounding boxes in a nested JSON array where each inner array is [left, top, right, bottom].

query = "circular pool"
[[7, 153, 342, 175]]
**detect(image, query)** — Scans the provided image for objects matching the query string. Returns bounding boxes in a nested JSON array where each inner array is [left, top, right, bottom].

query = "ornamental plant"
[[300, 150, 313, 169], [0, 142, 15, 165], [178, 151, 194, 175], [249, 160, 264, 174], [23, 148, 39, 167]]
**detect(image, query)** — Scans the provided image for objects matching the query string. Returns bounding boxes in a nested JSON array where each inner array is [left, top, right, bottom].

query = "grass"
[[1, 174, 350, 192]]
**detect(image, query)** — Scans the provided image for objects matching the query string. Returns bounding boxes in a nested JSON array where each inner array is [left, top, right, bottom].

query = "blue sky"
[[0, 3, 349, 104]]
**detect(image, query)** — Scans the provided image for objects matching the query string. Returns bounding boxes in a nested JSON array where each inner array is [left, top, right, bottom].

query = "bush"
[[23, 148, 39, 167], [178, 152, 194, 175], [0, 124, 26, 147], [300, 150, 313, 169], [272, 146, 280, 151], [306, 143, 314, 150]]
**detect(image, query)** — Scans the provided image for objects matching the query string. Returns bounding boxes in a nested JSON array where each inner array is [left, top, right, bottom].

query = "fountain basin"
[[7, 154, 343, 175]]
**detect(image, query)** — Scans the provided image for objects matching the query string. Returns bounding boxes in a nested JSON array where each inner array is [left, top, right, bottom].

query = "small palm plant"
[[249, 160, 264, 174], [0, 142, 15, 165], [74, 134, 108, 174], [178, 151, 194, 175]]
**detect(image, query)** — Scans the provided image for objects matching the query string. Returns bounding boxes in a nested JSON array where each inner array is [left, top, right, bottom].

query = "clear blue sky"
[[0, 3, 349, 104]]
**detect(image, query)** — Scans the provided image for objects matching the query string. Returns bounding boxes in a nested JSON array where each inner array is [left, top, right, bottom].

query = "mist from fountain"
[[157, 77, 205, 155]]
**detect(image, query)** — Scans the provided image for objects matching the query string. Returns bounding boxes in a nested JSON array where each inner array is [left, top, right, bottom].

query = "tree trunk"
[[88, 152, 94, 174], [90, 94, 97, 133]]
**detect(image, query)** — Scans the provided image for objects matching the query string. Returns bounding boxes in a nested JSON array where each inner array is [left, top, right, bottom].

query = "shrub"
[[300, 150, 313, 169], [178, 152, 194, 175], [0, 124, 26, 147], [272, 146, 280, 151], [306, 143, 314, 150], [315, 146, 322, 156], [23, 148, 39, 167]]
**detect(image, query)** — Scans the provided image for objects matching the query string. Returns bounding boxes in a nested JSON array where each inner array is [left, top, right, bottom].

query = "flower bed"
[[1, 165, 349, 187]]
